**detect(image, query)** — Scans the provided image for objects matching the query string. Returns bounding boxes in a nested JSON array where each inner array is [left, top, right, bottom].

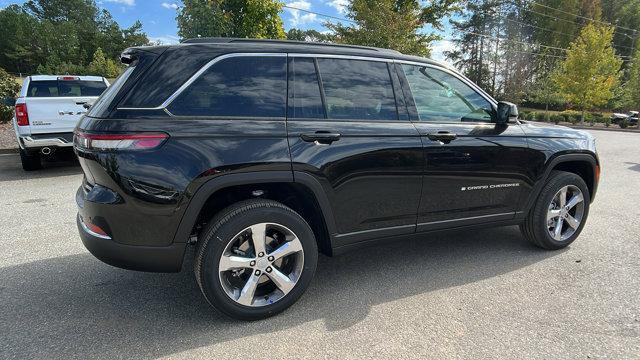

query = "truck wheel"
[[520, 171, 590, 250], [194, 199, 318, 320], [20, 149, 42, 171]]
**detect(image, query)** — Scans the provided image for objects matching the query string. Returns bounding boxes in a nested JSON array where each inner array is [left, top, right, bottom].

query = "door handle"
[[426, 131, 457, 144], [300, 131, 341, 144]]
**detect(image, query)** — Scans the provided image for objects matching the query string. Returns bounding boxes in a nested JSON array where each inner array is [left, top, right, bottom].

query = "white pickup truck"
[[13, 75, 109, 170]]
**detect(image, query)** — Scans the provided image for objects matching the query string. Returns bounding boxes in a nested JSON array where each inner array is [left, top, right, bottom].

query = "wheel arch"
[[523, 153, 599, 214], [172, 171, 337, 256]]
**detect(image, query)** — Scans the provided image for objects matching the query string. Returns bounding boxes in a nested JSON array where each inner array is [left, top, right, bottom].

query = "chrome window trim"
[[117, 52, 287, 111], [116, 52, 497, 115], [290, 53, 393, 63]]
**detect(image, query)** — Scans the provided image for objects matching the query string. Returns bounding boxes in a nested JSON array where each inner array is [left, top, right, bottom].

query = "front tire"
[[521, 171, 590, 250], [20, 149, 42, 171], [194, 199, 318, 320]]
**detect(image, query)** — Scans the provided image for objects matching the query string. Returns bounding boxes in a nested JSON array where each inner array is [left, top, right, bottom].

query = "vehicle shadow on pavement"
[[0, 226, 562, 359], [624, 162, 640, 172], [0, 154, 81, 182]]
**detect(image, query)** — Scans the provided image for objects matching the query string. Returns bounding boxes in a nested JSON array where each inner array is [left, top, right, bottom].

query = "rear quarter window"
[[86, 67, 135, 118], [167, 56, 287, 118]]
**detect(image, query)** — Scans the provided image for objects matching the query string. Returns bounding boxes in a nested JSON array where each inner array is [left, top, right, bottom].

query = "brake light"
[[15, 103, 29, 126], [74, 131, 169, 151], [58, 76, 79, 81]]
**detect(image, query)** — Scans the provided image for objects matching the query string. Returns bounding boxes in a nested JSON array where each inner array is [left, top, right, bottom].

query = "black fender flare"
[[522, 153, 599, 214], [171, 171, 337, 244]]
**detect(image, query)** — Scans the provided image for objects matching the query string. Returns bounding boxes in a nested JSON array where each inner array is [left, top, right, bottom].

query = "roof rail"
[[180, 37, 401, 54]]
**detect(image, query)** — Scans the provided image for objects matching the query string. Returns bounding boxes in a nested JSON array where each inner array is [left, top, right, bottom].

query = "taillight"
[[58, 76, 79, 81], [74, 131, 169, 151], [15, 103, 29, 126]]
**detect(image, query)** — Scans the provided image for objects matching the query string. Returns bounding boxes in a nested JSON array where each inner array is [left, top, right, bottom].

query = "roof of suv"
[[130, 38, 445, 67]]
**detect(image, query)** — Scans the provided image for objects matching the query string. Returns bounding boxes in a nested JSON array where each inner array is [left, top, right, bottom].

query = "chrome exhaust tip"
[[41, 147, 52, 155]]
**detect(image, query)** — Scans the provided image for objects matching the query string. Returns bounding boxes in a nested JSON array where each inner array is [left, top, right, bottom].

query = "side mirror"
[[496, 101, 518, 124], [1, 97, 16, 107]]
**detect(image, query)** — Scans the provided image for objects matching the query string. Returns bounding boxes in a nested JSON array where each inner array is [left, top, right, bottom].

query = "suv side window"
[[316, 58, 398, 121], [288, 57, 325, 119], [168, 56, 286, 117], [401, 64, 493, 123]]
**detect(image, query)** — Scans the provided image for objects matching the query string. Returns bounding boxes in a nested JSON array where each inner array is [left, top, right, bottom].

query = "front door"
[[286, 56, 424, 247], [397, 63, 531, 231]]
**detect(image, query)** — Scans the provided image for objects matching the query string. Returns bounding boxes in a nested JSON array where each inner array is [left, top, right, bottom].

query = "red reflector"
[[74, 131, 169, 150], [86, 222, 108, 237], [58, 76, 79, 81], [15, 103, 29, 126]]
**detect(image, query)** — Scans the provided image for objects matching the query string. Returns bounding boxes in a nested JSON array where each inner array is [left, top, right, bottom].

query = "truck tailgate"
[[24, 97, 96, 134]]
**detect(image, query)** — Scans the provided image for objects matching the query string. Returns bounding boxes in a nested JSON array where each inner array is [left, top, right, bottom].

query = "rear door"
[[286, 55, 423, 247], [25, 77, 107, 133], [397, 62, 531, 231]]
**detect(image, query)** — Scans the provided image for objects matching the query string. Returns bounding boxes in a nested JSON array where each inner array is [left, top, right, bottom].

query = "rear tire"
[[20, 149, 42, 171], [194, 199, 318, 320], [520, 171, 590, 250]]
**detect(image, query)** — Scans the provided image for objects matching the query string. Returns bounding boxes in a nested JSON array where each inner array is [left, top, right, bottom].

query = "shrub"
[[591, 112, 604, 122], [526, 112, 536, 121], [535, 112, 547, 122], [551, 114, 562, 124], [0, 68, 21, 123], [619, 118, 629, 129], [604, 117, 611, 127]]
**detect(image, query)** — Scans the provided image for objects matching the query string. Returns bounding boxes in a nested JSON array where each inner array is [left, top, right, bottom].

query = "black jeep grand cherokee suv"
[[75, 39, 599, 320]]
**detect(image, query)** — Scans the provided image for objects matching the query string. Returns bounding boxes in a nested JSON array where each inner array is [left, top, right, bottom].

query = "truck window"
[[27, 80, 107, 98]]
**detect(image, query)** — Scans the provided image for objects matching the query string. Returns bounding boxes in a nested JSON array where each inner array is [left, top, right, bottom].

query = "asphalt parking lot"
[[0, 130, 639, 360]]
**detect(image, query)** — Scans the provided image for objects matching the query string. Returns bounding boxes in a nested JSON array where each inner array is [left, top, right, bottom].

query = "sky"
[[0, 0, 454, 62]]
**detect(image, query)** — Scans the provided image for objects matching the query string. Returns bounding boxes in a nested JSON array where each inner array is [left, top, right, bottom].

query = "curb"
[[0, 148, 18, 154], [563, 125, 640, 133]]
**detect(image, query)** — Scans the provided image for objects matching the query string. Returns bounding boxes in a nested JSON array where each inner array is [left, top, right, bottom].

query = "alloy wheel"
[[546, 185, 585, 241], [218, 223, 304, 307]]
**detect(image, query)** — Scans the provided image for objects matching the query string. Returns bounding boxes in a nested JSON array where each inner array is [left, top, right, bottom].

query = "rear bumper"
[[19, 132, 74, 149], [76, 185, 186, 272], [77, 214, 186, 272]]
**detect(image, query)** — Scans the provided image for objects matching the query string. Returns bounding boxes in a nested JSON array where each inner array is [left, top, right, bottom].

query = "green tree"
[[325, 0, 460, 56], [177, 0, 286, 40], [0, 68, 21, 123], [623, 47, 640, 109], [0, 1, 149, 74], [88, 48, 122, 78], [286, 28, 331, 42], [553, 23, 622, 120]]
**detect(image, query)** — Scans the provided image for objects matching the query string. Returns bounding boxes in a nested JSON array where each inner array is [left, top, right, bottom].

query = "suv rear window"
[[27, 80, 107, 97], [167, 56, 286, 118]]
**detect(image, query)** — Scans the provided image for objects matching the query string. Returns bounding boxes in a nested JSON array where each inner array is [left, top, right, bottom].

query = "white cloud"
[[104, 0, 135, 5], [286, 0, 317, 27], [161, 2, 179, 10], [429, 39, 455, 64], [326, 0, 348, 14], [149, 35, 180, 45]]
